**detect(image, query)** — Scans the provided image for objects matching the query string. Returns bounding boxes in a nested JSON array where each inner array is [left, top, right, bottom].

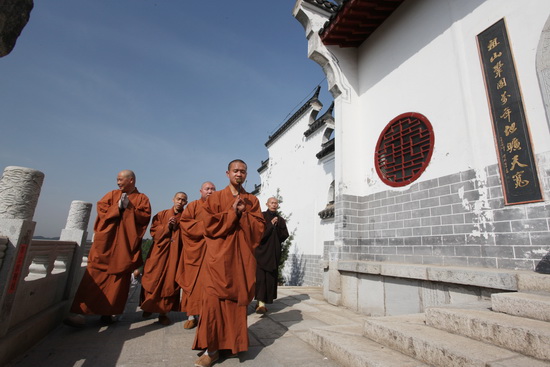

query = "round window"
[[375, 112, 434, 187]]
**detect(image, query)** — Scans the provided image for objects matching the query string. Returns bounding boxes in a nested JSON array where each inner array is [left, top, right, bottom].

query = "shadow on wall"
[[287, 247, 305, 286]]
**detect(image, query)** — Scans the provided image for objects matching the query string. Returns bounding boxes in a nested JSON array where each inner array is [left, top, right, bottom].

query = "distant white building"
[[287, 0, 550, 315], [255, 86, 335, 286]]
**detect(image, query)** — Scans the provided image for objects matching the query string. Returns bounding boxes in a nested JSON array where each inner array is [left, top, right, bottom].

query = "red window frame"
[[374, 112, 435, 187]]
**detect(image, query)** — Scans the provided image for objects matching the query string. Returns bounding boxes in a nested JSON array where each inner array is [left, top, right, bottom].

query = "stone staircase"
[[303, 291, 550, 366]]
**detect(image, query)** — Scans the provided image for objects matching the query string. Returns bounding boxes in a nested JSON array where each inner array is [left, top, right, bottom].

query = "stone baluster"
[[60, 200, 92, 302], [0, 166, 44, 337]]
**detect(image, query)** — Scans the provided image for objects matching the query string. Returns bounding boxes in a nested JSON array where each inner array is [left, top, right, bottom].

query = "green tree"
[[139, 238, 153, 273], [274, 189, 294, 285]]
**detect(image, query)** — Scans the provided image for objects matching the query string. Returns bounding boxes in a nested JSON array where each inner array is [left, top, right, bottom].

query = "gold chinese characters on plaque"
[[477, 18, 542, 205]]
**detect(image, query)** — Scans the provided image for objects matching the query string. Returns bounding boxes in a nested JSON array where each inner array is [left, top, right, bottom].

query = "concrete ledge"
[[363, 313, 548, 367], [426, 305, 550, 361], [304, 324, 431, 367], [337, 261, 549, 292], [492, 292, 550, 322], [516, 272, 550, 292]]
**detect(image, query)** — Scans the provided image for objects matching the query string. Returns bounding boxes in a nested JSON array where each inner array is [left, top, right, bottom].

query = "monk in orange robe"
[[140, 191, 187, 325], [67, 170, 151, 325], [177, 181, 216, 330], [192, 160, 265, 367]]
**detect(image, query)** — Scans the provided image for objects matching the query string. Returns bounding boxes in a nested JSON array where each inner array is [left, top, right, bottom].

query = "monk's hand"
[[119, 193, 129, 209], [168, 216, 177, 230], [272, 217, 278, 226], [233, 196, 245, 215]]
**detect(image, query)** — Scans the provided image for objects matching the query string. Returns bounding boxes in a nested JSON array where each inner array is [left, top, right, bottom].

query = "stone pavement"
[[6, 284, 367, 367]]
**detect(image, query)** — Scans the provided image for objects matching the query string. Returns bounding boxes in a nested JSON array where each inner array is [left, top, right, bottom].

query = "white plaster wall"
[[334, 0, 550, 197], [259, 107, 334, 257]]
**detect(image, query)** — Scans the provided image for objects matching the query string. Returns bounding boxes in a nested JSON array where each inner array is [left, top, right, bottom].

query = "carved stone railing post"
[[0, 166, 44, 337], [59, 200, 92, 302]]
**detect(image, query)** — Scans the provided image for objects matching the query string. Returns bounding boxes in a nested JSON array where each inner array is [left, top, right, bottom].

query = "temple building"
[[255, 86, 335, 286], [258, 0, 550, 316]]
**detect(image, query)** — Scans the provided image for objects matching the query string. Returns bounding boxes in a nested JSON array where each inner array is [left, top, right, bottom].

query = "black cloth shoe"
[[99, 315, 117, 324]]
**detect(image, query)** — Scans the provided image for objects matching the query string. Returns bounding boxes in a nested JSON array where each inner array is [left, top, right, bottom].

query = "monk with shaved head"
[[140, 191, 188, 325], [177, 181, 216, 330], [65, 170, 151, 326], [190, 160, 265, 367], [254, 196, 289, 314]]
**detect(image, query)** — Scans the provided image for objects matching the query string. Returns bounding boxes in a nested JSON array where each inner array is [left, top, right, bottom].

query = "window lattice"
[[375, 112, 434, 187]]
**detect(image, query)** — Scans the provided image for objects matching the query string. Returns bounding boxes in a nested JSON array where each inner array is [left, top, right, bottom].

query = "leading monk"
[[192, 160, 265, 367], [67, 170, 151, 325]]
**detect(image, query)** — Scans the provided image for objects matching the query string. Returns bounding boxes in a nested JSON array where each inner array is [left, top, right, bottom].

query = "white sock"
[[206, 349, 217, 356], [188, 315, 195, 320]]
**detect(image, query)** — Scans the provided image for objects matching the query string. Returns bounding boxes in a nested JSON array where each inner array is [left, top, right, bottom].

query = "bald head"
[[173, 192, 188, 212], [200, 181, 216, 201], [117, 170, 136, 193], [266, 197, 279, 212]]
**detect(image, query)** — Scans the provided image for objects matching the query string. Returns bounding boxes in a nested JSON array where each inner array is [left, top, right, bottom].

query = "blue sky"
[[0, 1, 332, 238]]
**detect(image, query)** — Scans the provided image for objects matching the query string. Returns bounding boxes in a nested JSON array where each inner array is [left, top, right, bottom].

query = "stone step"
[[492, 292, 550, 322], [363, 313, 550, 367], [302, 324, 430, 367], [425, 303, 550, 361]]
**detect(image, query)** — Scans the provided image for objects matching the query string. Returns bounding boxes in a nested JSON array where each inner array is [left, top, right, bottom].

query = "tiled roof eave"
[[303, 0, 340, 13], [304, 102, 334, 138], [319, 0, 404, 48], [316, 138, 335, 159], [265, 86, 322, 147]]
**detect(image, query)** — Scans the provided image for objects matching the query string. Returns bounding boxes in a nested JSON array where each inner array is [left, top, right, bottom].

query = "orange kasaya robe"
[[140, 208, 182, 313], [177, 199, 208, 316], [71, 188, 151, 315], [192, 186, 265, 354]]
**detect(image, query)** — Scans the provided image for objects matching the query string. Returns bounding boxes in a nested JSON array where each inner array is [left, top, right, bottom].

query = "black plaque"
[[477, 19, 543, 205]]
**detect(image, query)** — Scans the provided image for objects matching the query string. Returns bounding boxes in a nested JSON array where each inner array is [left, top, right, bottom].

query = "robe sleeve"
[[180, 201, 206, 241], [201, 189, 265, 304], [130, 192, 152, 231], [108, 191, 151, 274], [238, 196, 265, 251], [203, 193, 264, 247], [276, 216, 290, 243], [150, 210, 173, 249]]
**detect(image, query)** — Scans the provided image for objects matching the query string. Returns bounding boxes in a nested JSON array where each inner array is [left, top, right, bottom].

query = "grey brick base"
[[331, 151, 550, 271]]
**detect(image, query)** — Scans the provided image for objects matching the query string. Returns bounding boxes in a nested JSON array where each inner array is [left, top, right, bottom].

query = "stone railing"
[[8, 239, 79, 326], [0, 166, 92, 366]]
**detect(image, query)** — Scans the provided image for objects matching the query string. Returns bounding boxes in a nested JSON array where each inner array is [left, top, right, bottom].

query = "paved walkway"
[[7, 284, 365, 367]]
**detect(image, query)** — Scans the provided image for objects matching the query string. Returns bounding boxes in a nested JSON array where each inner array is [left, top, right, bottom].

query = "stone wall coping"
[[336, 260, 550, 292]]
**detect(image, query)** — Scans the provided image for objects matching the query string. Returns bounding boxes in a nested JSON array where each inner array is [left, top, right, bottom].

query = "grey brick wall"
[[283, 253, 323, 286], [332, 151, 550, 271]]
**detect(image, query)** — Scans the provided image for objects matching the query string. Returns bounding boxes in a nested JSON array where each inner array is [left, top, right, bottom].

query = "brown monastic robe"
[[71, 188, 151, 315], [192, 186, 265, 354], [140, 208, 182, 313], [177, 199, 208, 315]]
